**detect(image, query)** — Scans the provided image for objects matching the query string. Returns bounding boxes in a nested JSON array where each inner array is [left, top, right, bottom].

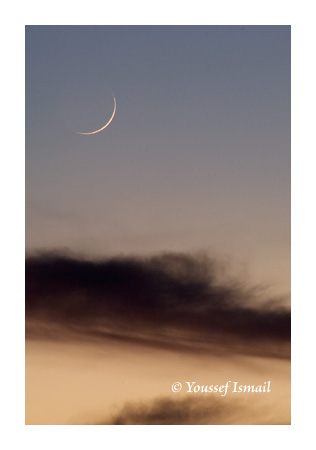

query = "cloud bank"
[[98, 395, 289, 425], [26, 252, 290, 357]]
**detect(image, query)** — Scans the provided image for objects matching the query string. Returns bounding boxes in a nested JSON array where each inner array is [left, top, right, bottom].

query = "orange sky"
[[26, 336, 290, 425]]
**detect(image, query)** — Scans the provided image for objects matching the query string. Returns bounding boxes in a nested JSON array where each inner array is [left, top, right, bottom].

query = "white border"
[[2, 1, 315, 448]]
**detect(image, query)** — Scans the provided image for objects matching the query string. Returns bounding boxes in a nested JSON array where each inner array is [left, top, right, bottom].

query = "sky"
[[26, 25, 290, 297], [25, 25, 291, 425]]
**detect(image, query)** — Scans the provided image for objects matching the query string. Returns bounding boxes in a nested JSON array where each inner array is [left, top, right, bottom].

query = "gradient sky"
[[25, 25, 290, 296]]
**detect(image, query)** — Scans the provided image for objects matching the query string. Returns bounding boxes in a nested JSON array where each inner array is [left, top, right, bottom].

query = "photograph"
[[25, 25, 291, 425]]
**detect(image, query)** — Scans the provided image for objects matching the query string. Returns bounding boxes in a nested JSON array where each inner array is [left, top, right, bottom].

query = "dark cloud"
[[26, 252, 290, 357], [97, 396, 289, 425], [104, 396, 232, 425]]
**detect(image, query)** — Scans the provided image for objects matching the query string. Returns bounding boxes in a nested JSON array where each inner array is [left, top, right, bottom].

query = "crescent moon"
[[75, 94, 116, 135]]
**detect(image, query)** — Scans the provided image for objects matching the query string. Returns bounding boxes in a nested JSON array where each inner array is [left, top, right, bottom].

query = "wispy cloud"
[[97, 395, 290, 425], [26, 251, 290, 358]]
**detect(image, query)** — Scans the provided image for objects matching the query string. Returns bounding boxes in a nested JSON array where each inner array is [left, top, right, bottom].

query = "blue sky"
[[26, 25, 290, 296]]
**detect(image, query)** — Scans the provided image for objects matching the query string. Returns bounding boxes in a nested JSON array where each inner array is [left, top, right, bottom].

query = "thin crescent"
[[75, 94, 116, 135]]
